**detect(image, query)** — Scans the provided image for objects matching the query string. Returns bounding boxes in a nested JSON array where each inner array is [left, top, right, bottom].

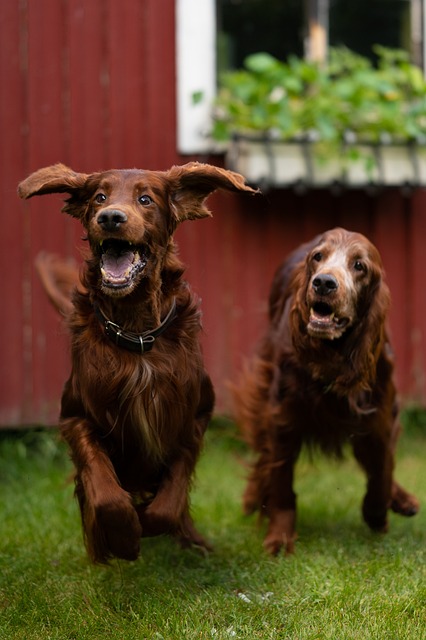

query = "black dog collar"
[[93, 298, 177, 354]]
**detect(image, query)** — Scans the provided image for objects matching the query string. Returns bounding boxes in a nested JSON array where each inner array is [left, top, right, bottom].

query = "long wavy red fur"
[[235, 228, 419, 555]]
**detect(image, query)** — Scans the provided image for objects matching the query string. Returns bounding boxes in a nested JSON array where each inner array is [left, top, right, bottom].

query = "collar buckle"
[[94, 298, 177, 354]]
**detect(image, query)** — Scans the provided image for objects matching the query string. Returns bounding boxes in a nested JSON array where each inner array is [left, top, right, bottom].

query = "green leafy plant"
[[212, 46, 426, 160], [1, 426, 425, 639]]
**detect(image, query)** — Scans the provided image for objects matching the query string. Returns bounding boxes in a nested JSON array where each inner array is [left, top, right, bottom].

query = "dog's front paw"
[[86, 492, 142, 563]]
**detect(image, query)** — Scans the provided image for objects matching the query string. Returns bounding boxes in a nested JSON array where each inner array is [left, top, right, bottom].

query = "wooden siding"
[[1, 0, 426, 426]]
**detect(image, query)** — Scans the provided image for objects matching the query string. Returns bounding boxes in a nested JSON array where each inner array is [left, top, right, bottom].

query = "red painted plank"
[[25, 0, 71, 423], [372, 190, 410, 396], [143, 0, 179, 169], [0, 1, 27, 424], [67, 0, 110, 171], [409, 189, 426, 400], [107, 0, 148, 168]]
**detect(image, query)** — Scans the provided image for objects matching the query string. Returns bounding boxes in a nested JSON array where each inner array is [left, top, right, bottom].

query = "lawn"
[[0, 417, 425, 640]]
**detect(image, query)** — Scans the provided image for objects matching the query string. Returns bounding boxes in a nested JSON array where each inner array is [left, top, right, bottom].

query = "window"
[[217, 0, 304, 71], [176, 0, 425, 153]]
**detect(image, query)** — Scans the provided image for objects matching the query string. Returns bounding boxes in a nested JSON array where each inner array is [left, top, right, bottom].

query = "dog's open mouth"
[[99, 240, 147, 290], [308, 302, 349, 338]]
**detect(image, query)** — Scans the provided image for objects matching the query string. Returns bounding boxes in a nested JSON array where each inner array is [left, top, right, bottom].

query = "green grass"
[[0, 419, 425, 640]]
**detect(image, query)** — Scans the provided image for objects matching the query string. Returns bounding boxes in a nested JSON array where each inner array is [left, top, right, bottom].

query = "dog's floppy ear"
[[18, 163, 89, 198], [18, 164, 90, 219], [166, 161, 259, 223]]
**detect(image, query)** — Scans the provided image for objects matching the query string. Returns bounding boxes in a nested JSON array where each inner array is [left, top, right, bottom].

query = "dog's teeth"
[[310, 308, 335, 321], [99, 240, 104, 247]]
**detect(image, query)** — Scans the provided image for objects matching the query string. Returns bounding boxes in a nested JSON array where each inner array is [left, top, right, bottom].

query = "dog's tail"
[[35, 251, 83, 317]]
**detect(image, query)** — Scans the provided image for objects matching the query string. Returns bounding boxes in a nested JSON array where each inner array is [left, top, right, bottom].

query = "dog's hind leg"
[[388, 412, 419, 517], [176, 510, 212, 552], [390, 480, 419, 517], [353, 412, 419, 530], [138, 374, 214, 549]]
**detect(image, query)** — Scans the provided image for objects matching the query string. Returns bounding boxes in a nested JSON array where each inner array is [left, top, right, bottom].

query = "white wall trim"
[[176, 0, 217, 154], [423, 0, 426, 75]]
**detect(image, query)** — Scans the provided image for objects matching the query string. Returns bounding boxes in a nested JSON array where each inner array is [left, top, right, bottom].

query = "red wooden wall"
[[1, 0, 426, 426], [1, 0, 182, 425]]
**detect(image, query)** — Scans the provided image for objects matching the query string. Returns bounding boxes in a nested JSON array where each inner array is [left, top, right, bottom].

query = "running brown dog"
[[19, 162, 257, 563]]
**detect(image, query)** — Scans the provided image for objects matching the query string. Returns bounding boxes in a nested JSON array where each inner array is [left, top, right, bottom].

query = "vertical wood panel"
[[108, 0, 146, 168], [24, 1, 71, 423], [373, 191, 411, 396], [409, 190, 426, 400], [0, 1, 27, 423], [67, 0, 109, 170], [144, 0, 179, 168]]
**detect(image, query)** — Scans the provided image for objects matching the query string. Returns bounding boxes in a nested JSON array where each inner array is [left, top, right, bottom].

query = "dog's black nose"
[[97, 209, 127, 231], [312, 273, 338, 296]]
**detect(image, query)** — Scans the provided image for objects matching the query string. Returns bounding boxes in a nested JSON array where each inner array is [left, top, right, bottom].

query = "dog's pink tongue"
[[102, 251, 134, 280]]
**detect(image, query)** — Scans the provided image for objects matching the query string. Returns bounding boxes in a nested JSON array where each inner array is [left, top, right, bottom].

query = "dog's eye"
[[138, 195, 153, 206], [313, 252, 323, 262], [95, 193, 107, 204], [354, 260, 365, 272]]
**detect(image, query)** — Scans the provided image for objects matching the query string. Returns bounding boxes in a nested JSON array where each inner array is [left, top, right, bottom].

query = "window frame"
[[175, 0, 217, 154]]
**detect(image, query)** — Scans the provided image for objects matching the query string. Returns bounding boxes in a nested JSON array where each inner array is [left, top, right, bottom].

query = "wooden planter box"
[[226, 136, 426, 189]]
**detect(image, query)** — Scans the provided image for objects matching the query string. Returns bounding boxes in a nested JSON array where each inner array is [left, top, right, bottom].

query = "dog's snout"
[[312, 273, 338, 296], [97, 209, 127, 231]]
